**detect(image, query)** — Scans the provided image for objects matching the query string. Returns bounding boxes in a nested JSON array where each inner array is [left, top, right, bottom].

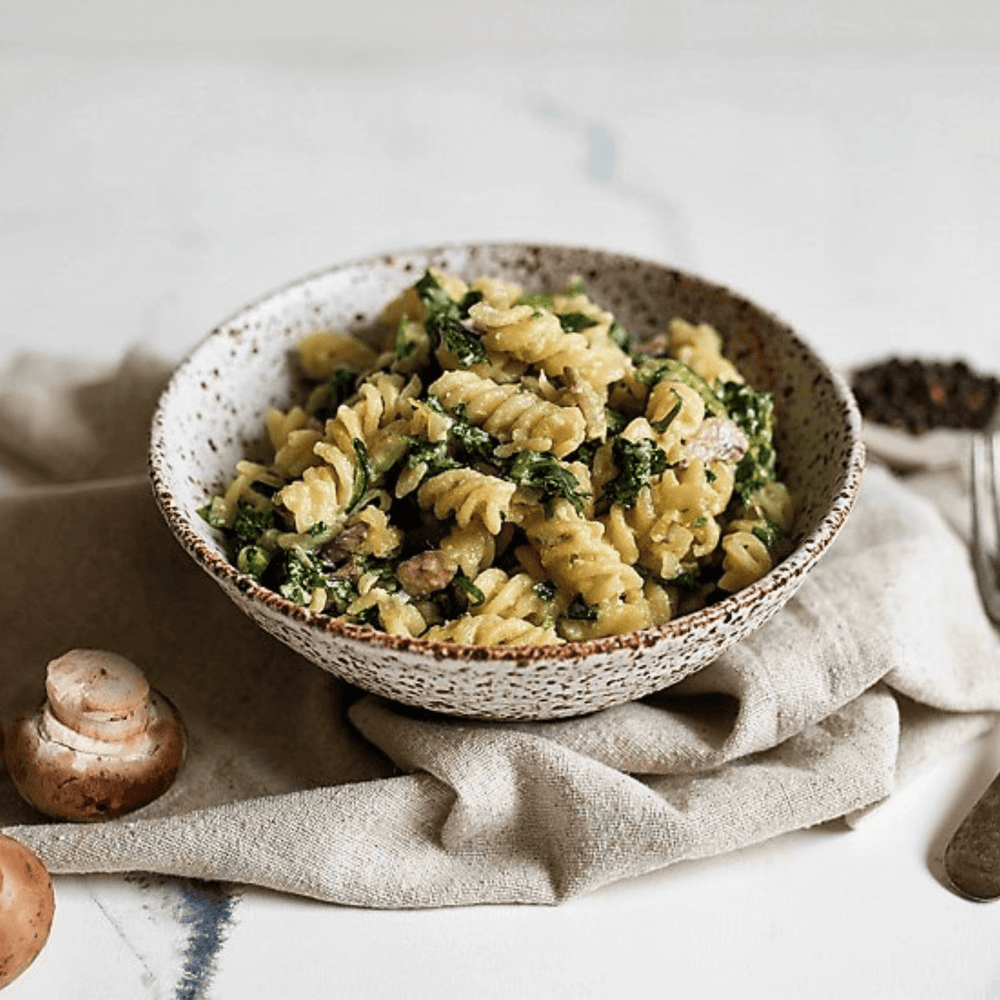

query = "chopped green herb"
[[563, 277, 588, 295], [415, 270, 488, 366], [347, 438, 375, 515], [604, 407, 630, 437], [395, 315, 417, 359], [405, 438, 462, 476], [650, 389, 684, 433], [233, 500, 274, 543], [447, 403, 499, 466], [237, 544, 272, 580], [508, 450, 589, 517], [310, 366, 356, 418], [457, 289, 484, 316], [279, 546, 329, 605], [603, 438, 668, 508], [608, 320, 631, 352], [453, 572, 486, 606], [692, 516, 709, 529], [532, 579, 558, 602], [669, 570, 701, 591], [558, 311, 599, 333], [718, 381, 777, 502], [197, 495, 229, 529], [635, 358, 727, 417], [325, 577, 358, 615], [752, 518, 785, 550]]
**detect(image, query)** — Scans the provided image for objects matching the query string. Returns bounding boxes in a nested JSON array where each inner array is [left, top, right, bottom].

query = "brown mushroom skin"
[[0, 834, 55, 989], [6, 694, 186, 822], [4, 650, 186, 823]]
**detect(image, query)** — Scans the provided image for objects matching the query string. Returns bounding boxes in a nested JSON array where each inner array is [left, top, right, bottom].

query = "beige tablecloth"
[[1, 348, 998, 907]]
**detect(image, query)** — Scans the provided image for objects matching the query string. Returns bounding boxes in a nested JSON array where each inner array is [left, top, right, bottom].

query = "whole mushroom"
[[4, 649, 186, 822], [0, 834, 54, 990]]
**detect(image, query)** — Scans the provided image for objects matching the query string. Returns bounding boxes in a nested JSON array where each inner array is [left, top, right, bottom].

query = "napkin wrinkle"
[[2, 348, 1000, 908]]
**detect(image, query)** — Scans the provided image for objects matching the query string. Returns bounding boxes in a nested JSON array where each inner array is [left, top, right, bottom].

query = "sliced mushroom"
[[4, 649, 186, 822], [0, 834, 55, 989]]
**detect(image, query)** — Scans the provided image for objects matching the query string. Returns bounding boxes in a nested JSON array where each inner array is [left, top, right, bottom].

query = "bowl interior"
[[150, 243, 864, 718]]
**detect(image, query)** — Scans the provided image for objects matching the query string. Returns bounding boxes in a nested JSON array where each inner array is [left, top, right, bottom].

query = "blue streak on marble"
[[532, 99, 697, 267], [174, 880, 239, 1000]]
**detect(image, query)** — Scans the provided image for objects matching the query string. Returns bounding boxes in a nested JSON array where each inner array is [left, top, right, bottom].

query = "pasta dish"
[[199, 269, 794, 645]]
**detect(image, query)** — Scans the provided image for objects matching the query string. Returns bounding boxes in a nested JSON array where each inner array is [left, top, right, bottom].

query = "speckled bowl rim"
[[150, 241, 866, 665]]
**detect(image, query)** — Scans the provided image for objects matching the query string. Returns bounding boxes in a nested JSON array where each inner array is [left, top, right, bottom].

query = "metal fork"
[[943, 426, 1000, 900]]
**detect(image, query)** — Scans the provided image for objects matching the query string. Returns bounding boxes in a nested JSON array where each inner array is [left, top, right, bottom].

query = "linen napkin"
[[1, 348, 998, 908]]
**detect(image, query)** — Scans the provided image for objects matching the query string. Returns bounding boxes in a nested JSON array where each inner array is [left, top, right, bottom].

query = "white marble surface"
[[3, 1, 1000, 997]]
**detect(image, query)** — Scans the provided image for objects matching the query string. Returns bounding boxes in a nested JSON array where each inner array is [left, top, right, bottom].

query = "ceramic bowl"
[[149, 243, 865, 720]]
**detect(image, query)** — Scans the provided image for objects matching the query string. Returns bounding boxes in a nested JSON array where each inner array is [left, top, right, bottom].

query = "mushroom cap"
[[0, 834, 55, 989], [5, 650, 186, 822], [46, 648, 150, 741]]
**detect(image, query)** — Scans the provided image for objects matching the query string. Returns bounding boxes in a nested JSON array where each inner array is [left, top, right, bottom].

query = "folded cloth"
[[1, 350, 998, 908]]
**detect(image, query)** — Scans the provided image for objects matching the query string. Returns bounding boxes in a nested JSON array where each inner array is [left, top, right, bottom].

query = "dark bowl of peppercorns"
[[851, 357, 1000, 470], [852, 357, 1000, 435]]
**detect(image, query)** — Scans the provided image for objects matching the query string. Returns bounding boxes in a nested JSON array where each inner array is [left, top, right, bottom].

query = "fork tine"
[[971, 430, 1000, 624]]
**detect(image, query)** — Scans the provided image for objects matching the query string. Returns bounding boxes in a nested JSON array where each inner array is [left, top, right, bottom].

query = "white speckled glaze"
[[149, 243, 865, 720]]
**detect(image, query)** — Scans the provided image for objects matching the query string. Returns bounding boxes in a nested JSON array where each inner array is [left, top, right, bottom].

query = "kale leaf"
[[452, 572, 486, 607], [405, 438, 462, 476], [446, 403, 499, 466], [603, 438, 668, 508], [608, 320, 632, 352], [414, 270, 487, 366], [309, 365, 357, 419], [347, 438, 375, 516], [718, 381, 777, 502], [279, 546, 330, 605], [557, 311, 599, 333], [649, 388, 684, 433], [508, 450, 589, 517], [233, 500, 274, 544], [752, 518, 785, 550]]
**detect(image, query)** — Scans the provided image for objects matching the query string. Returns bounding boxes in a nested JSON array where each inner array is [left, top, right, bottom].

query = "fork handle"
[[944, 768, 1000, 900]]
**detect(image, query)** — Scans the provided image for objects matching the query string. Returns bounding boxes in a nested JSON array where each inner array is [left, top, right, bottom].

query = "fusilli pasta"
[[200, 267, 794, 645]]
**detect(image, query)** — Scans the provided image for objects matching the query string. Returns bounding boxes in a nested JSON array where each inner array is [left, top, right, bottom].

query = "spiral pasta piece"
[[558, 593, 653, 642], [298, 331, 379, 379], [423, 613, 561, 646], [430, 369, 586, 458], [667, 318, 743, 386], [278, 453, 357, 534], [346, 587, 427, 637], [417, 469, 517, 536], [469, 301, 627, 390], [718, 532, 772, 592], [521, 499, 644, 606], [469, 569, 566, 625], [717, 481, 795, 592], [440, 521, 498, 580], [316, 372, 416, 473], [645, 379, 705, 464]]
